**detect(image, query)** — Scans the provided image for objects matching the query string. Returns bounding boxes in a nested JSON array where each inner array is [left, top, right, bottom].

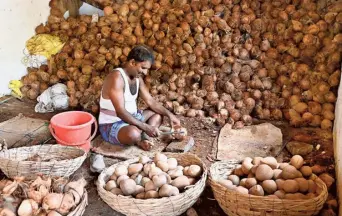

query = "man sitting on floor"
[[98, 45, 180, 151]]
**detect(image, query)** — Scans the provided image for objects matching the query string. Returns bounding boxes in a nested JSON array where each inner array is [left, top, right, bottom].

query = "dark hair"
[[127, 45, 155, 64]]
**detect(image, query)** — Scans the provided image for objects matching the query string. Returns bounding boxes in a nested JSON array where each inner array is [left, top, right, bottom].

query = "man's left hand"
[[169, 114, 181, 128]]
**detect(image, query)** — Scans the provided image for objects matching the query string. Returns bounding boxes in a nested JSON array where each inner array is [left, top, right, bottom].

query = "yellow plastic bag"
[[25, 34, 65, 60], [8, 80, 23, 99]]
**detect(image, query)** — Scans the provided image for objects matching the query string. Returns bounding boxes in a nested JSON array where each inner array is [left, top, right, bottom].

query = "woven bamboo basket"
[[68, 189, 88, 216], [209, 161, 328, 216], [96, 153, 207, 216], [0, 144, 87, 180]]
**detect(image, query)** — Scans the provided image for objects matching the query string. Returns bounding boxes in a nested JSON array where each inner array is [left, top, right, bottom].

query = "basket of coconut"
[[0, 175, 88, 216], [209, 155, 328, 216], [96, 152, 207, 216], [0, 144, 87, 180]]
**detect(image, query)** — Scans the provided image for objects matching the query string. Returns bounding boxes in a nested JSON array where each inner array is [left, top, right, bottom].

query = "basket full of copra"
[[0, 144, 87, 180], [96, 152, 207, 216], [209, 155, 328, 216]]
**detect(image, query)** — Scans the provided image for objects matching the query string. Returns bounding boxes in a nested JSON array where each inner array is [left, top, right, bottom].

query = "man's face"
[[128, 60, 152, 78]]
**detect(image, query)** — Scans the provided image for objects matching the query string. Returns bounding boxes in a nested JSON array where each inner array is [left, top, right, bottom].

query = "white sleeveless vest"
[[99, 68, 139, 124]]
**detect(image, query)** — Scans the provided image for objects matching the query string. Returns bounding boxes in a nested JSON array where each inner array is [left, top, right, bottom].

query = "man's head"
[[125, 45, 154, 78]]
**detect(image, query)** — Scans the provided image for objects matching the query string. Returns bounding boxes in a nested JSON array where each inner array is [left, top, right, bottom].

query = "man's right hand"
[[143, 124, 160, 137]]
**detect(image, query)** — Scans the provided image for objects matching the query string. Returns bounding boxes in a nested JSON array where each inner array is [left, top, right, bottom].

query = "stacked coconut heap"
[[20, 0, 341, 130]]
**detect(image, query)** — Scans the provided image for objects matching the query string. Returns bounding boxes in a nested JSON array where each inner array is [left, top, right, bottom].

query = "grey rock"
[[165, 136, 195, 153]]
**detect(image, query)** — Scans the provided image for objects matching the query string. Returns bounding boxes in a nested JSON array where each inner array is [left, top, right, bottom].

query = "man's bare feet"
[[137, 140, 154, 151]]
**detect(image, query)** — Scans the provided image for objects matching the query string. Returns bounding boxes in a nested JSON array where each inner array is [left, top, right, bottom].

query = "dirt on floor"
[[0, 96, 338, 216], [0, 97, 226, 216], [78, 116, 338, 216]]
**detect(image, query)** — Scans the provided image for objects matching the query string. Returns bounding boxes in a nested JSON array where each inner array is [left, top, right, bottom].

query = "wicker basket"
[[209, 161, 328, 216], [68, 189, 88, 216], [0, 144, 87, 180], [96, 153, 207, 216]]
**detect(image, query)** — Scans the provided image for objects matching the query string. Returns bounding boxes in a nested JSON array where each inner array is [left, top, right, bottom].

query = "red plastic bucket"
[[49, 111, 98, 152]]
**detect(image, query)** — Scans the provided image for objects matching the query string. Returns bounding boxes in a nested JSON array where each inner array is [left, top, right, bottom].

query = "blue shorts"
[[99, 111, 144, 145]]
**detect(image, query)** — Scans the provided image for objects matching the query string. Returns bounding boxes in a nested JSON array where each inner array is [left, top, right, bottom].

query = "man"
[[98, 45, 181, 151]]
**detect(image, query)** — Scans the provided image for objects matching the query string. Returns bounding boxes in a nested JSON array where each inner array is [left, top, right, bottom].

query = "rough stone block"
[[165, 136, 195, 153], [217, 123, 283, 161]]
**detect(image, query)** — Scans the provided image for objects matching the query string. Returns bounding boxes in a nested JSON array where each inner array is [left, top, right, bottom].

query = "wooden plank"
[[0, 115, 51, 149]]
